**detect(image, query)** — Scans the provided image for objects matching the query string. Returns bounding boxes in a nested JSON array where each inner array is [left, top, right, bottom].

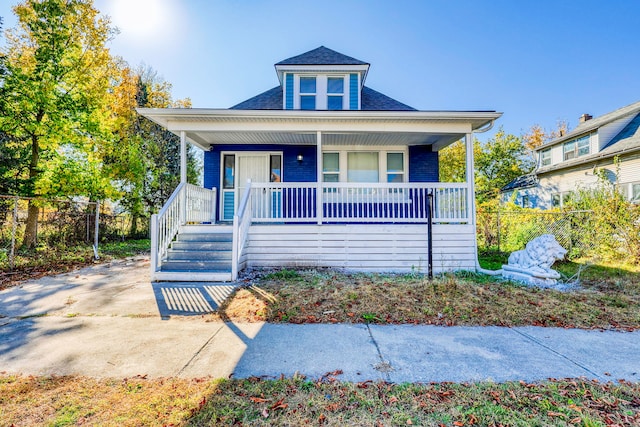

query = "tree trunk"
[[21, 132, 40, 249], [22, 202, 40, 248], [129, 213, 138, 237]]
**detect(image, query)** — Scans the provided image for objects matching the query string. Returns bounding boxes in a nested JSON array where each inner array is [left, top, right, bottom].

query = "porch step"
[[152, 271, 233, 282], [160, 260, 232, 272], [176, 233, 233, 243], [171, 241, 233, 251], [160, 229, 234, 276], [166, 249, 232, 261]]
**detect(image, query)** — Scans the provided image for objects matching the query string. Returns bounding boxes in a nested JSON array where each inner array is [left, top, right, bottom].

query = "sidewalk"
[[1, 258, 638, 382]]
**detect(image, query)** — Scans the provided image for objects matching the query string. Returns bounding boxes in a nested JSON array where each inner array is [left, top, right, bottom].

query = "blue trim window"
[[327, 77, 344, 110], [563, 135, 590, 161], [300, 77, 316, 110]]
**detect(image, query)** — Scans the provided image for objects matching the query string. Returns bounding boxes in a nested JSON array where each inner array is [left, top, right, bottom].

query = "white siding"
[[618, 155, 640, 184], [245, 224, 476, 273], [537, 152, 640, 207]]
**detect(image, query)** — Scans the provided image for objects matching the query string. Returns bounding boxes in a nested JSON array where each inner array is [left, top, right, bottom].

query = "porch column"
[[316, 131, 323, 225], [465, 132, 476, 226], [180, 131, 187, 184], [180, 130, 187, 224]]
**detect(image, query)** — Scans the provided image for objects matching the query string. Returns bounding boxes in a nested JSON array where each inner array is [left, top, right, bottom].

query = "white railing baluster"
[[245, 182, 468, 224]]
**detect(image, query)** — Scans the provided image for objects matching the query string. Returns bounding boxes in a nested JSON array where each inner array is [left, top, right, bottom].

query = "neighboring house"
[[139, 46, 501, 281], [502, 101, 640, 209]]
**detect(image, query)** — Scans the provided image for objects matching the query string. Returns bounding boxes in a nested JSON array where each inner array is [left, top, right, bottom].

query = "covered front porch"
[[139, 109, 500, 281]]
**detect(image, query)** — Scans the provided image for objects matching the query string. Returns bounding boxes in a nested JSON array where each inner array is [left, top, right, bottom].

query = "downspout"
[[469, 121, 503, 276]]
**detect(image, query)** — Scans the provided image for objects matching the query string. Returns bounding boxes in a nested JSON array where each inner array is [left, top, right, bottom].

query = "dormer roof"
[[275, 46, 369, 66], [230, 85, 416, 111], [274, 46, 370, 87]]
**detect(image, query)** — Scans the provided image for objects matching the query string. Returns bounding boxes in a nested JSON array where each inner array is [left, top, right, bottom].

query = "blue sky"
[[2, 0, 640, 142]]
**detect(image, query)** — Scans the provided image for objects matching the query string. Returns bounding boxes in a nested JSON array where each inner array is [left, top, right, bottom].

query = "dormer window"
[[563, 135, 590, 161], [540, 148, 551, 166], [327, 77, 344, 110], [299, 77, 316, 110]]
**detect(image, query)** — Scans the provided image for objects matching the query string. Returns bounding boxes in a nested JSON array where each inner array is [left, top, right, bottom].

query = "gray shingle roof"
[[361, 86, 415, 111], [275, 46, 369, 66], [537, 100, 640, 151], [501, 174, 538, 192], [230, 85, 415, 111], [230, 86, 282, 110]]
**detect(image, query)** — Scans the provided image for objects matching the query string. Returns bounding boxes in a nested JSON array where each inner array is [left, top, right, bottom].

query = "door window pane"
[[223, 154, 235, 189], [270, 155, 282, 182], [348, 152, 379, 182]]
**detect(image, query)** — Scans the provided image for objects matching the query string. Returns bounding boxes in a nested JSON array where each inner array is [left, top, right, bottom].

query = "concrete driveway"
[[1, 257, 638, 382]]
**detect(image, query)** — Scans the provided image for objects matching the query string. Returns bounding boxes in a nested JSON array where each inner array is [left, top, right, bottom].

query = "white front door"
[[221, 153, 271, 221]]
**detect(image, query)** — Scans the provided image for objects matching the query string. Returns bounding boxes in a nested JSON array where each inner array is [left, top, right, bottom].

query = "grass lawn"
[[1, 375, 639, 426], [1, 253, 638, 425], [217, 260, 640, 331]]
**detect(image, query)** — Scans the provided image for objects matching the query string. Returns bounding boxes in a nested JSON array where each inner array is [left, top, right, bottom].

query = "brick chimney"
[[579, 113, 593, 123]]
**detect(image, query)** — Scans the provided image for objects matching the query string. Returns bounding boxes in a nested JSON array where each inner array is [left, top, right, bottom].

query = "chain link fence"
[[477, 209, 597, 259], [0, 195, 144, 270]]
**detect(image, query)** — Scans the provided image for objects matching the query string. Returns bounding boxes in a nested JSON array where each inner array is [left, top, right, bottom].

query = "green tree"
[[101, 66, 199, 236], [439, 129, 534, 203], [475, 128, 535, 203], [0, 0, 115, 247]]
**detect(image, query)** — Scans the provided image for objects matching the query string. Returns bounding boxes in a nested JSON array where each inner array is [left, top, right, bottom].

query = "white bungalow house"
[[139, 46, 501, 281], [502, 100, 640, 209]]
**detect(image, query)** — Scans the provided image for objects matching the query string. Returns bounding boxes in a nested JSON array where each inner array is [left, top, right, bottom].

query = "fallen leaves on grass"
[[189, 377, 640, 426], [0, 374, 217, 426], [243, 269, 640, 330]]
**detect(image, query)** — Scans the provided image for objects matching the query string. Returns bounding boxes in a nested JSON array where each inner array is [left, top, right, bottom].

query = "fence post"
[[9, 197, 18, 270], [93, 202, 100, 260], [496, 210, 501, 253]]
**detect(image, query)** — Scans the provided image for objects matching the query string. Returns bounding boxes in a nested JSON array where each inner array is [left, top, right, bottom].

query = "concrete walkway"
[[1, 257, 638, 382]]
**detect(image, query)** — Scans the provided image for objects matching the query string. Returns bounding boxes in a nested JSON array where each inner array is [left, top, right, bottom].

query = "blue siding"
[[285, 73, 294, 110], [409, 145, 439, 182], [205, 145, 317, 190], [349, 73, 358, 110], [204, 144, 439, 221], [223, 192, 235, 221]]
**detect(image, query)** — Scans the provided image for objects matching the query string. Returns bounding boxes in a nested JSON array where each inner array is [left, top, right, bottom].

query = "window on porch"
[[322, 150, 406, 183]]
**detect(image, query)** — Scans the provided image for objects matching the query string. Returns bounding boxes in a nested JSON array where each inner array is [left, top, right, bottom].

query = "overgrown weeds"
[[236, 263, 640, 330]]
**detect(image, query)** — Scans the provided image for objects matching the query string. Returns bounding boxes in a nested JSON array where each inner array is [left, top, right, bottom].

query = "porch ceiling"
[[137, 108, 502, 151], [187, 130, 460, 148]]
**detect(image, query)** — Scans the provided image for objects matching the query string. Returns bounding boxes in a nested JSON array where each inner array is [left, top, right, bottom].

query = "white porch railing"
[[249, 182, 469, 224], [232, 180, 252, 280], [185, 184, 217, 223], [150, 183, 217, 273]]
